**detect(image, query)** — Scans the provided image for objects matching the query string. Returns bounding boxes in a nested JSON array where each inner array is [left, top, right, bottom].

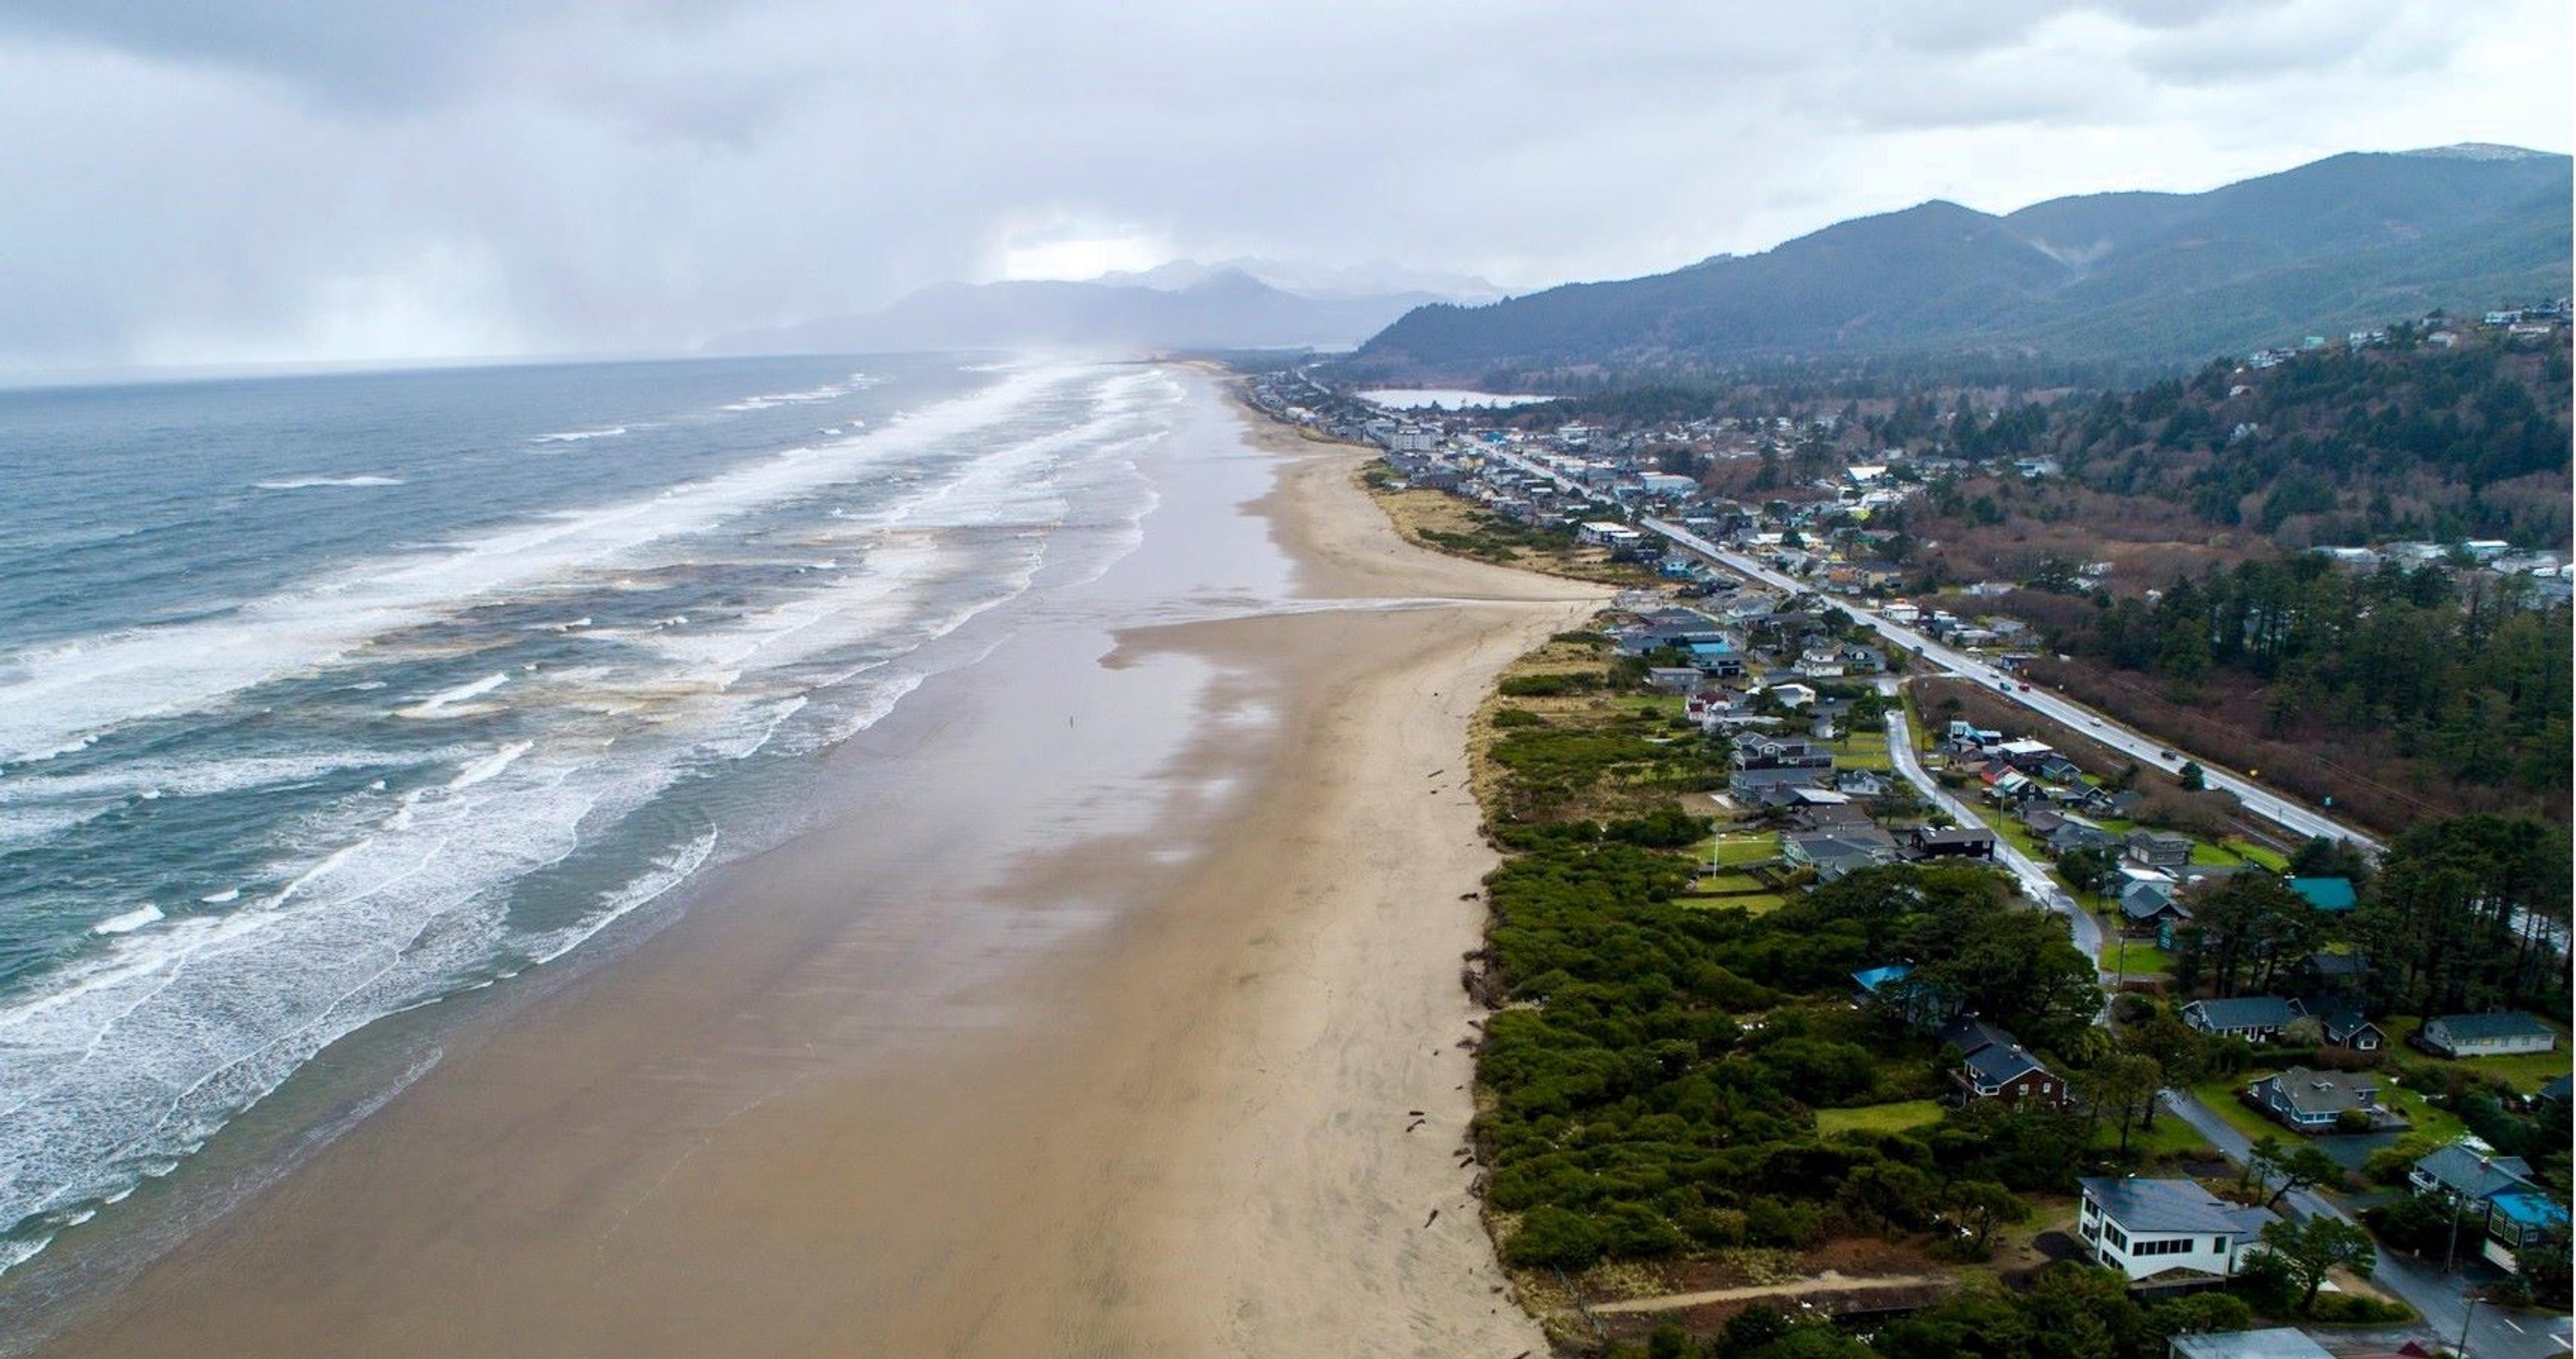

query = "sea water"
[[0, 354, 1183, 1275]]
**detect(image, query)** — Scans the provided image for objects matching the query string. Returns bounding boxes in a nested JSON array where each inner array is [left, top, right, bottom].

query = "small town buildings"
[[1786, 826, 1901, 881], [2408, 1144, 2569, 1262], [2077, 1177, 2276, 1285], [2180, 996, 2304, 1042], [2312, 1009, 2385, 1052], [2249, 1067, 2390, 1133], [2415, 1012, 2559, 1058]]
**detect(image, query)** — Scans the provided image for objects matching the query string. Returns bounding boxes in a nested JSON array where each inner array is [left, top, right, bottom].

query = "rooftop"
[[2080, 1177, 2275, 1237], [2426, 1011, 2555, 1042], [2167, 1329, 2334, 1359]]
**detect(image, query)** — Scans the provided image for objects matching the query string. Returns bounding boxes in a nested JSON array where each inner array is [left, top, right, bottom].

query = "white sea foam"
[[531, 426, 631, 443], [445, 741, 533, 790], [0, 366, 1074, 765], [397, 672, 510, 718], [0, 361, 1189, 1279], [89, 905, 164, 935], [250, 475, 406, 490]]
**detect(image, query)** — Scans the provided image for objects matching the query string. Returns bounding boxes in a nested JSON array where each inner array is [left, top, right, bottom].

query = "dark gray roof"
[[1938, 1016, 2015, 1057], [2167, 1331, 2334, 1359], [2079, 1177, 2275, 1236], [2185, 996, 2302, 1031], [2257, 1067, 2378, 1118], [2414, 1144, 2536, 1201], [2426, 1012, 2555, 1042], [1964, 1042, 2051, 1088]]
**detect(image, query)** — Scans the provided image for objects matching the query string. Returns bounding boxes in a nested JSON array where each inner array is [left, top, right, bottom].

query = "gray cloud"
[[0, 0, 2563, 368]]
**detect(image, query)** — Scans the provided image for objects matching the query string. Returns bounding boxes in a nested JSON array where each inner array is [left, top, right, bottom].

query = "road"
[[1881, 689, 2105, 977], [1638, 515, 2385, 855], [2163, 1091, 2573, 1359]]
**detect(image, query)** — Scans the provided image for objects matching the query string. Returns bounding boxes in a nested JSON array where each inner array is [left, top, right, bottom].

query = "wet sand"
[[27, 380, 1597, 1358]]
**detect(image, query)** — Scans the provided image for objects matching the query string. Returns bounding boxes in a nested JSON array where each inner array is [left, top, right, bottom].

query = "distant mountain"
[[706, 268, 1459, 356], [1350, 147, 2574, 378], [1097, 257, 1505, 304]]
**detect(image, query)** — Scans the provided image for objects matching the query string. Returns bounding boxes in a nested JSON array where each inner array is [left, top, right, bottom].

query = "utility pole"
[[2455, 1290, 2479, 1358]]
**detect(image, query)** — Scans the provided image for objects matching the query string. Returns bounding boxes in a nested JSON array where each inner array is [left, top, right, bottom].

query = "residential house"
[[2125, 830, 2196, 872], [2039, 815, 2115, 856], [1938, 1014, 2062, 1105], [2312, 1010, 2385, 1053], [2287, 877, 2357, 914], [1880, 601, 1921, 624], [1838, 643, 1885, 675], [1909, 826, 1996, 859], [2414, 1012, 2559, 1058], [2180, 996, 2304, 1042], [2034, 754, 2087, 785], [1767, 682, 1817, 709], [2249, 1067, 2391, 1133], [2410, 1144, 2535, 1208], [2076, 1178, 2276, 1285], [1795, 645, 1847, 680], [2119, 881, 2191, 935], [1786, 826, 1901, 881], [1735, 735, 1833, 769], [1833, 768, 1890, 798], [1644, 667, 1703, 694], [1730, 765, 1831, 801]]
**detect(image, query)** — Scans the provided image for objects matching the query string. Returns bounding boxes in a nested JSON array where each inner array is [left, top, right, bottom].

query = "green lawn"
[[1817, 1099, 1945, 1136], [2098, 938, 2179, 979], [1834, 729, 1892, 771], [1680, 891, 1788, 916], [1695, 871, 1766, 893], [2095, 1109, 2220, 1163], [1711, 832, 1780, 867], [2188, 841, 2239, 867]]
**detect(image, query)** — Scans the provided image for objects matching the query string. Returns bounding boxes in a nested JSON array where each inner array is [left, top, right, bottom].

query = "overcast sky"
[[1, 0, 2566, 368]]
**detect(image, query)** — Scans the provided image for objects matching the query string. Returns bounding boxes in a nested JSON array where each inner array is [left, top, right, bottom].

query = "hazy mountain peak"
[[2398, 142, 2555, 161]]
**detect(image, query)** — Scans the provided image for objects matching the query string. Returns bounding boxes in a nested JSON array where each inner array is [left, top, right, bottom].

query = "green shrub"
[[1491, 706, 1546, 728], [1504, 1205, 1604, 1269]]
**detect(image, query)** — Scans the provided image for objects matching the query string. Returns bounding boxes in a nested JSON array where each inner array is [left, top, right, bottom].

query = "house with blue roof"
[[2288, 877, 2356, 912]]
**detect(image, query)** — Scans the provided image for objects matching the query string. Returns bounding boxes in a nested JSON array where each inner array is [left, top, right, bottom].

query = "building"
[[2287, 877, 2357, 913], [2124, 829, 2195, 871], [1938, 1015, 2062, 1105], [2414, 1012, 2558, 1058], [2312, 1009, 2385, 1053], [2249, 1067, 2390, 1133], [1909, 826, 1995, 859], [1785, 826, 1901, 881], [2077, 1177, 2276, 1285], [2408, 1145, 2569, 1263], [2180, 996, 2304, 1042], [2166, 1330, 2332, 1359]]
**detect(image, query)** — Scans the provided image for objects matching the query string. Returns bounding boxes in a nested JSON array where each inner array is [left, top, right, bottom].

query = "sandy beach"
[[21, 374, 1597, 1358]]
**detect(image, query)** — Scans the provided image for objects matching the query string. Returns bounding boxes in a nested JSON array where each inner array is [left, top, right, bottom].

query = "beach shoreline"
[[21, 370, 1597, 1358]]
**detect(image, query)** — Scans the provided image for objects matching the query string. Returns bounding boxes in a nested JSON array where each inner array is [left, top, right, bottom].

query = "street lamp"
[[2455, 1290, 2478, 1357]]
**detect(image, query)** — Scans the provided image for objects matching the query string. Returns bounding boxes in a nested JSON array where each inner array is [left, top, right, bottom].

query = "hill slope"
[[1352, 148, 2573, 378]]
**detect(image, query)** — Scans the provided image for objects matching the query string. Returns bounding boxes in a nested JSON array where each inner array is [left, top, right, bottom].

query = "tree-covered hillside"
[[1345, 149, 2571, 380]]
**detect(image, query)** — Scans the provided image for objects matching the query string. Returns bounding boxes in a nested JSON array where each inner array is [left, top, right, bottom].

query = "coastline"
[[20, 372, 1598, 1357]]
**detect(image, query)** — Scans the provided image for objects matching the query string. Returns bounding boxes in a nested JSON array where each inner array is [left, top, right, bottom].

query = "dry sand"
[[28, 386, 1599, 1358]]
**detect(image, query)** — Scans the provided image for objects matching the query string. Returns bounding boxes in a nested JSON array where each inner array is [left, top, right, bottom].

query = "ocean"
[[0, 354, 1185, 1277]]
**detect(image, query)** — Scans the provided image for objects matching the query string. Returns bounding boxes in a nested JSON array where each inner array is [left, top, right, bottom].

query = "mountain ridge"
[[1350, 148, 2573, 379]]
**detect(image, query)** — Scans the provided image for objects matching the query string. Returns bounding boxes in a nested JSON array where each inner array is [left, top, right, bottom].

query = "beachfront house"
[[2414, 1012, 2559, 1058], [2078, 1178, 2275, 1285]]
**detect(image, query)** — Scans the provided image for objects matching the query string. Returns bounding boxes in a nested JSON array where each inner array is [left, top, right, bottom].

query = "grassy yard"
[[2095, 1109, 2220, 1163], [2098, 937, 2179, 979], [1709, 832, 1780, 867], [2188, 838, 2291, 871], [1817, 1099, 1945, 1136], [1680, 891, 1789, 915], [1833, 728, 1892, 771]]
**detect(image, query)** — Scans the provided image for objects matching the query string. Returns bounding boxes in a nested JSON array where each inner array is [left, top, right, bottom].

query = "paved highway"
[[1641, 516, 2385, 855]]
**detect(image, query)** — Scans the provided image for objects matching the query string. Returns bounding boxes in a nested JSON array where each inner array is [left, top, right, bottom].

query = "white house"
[[1577, 521, 1643, 549], [2415, 1012, 2557, 1058], [2078, 1178, 2276, 1285]]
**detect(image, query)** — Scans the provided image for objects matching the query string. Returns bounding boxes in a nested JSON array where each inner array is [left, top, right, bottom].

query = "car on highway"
[[2158, 749, 2174, 759]]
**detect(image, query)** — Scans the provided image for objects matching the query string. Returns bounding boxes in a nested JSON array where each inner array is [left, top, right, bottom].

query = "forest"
[[2009, 545, 2576, 823]]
